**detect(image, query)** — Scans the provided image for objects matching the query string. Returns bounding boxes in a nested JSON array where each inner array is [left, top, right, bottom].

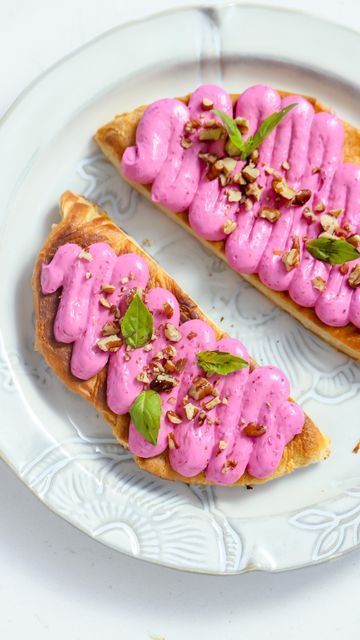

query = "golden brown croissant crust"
[[95, 91, 360, 361], [32, 191, 330, 486]]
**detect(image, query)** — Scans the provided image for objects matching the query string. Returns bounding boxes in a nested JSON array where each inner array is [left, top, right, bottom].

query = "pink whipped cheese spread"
[[41, 243, 304, 484], [121, 84, 360, 328]]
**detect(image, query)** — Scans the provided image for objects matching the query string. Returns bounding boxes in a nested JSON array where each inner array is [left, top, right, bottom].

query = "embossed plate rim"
[[0, 3, 360, 574]]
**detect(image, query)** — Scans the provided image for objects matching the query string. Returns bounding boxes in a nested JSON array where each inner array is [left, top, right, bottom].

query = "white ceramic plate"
[[1, 4, 360, 575]]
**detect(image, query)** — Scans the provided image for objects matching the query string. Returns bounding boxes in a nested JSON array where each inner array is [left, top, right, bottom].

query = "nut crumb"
[[243, 423, 267, 437], [348, 264, 360, 288], [168, 432, 179, 449], [184, 403, 198, 420], [99, 296, 112, 309], [202, 97, 214, 110], [312, 276, 326, 292], [166, 410, 183, 425], [78, 249, 92, 261], [204, 396, 221, 411], [164, 323, 182, 342], [97, 335, 122, 352], [189, 377, 212, 401], [353, 441, 360, 454], [222, 219, 237, 234], [259, 207, 280, 223], [101, 283, 116, 294]]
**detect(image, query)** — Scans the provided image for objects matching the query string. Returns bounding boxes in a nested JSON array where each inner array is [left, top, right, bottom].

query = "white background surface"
[[1, 1, 360, 638]]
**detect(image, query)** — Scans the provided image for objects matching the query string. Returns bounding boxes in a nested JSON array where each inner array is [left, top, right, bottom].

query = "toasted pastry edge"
[[94, 91, 360, 361], [32, 191, 330, 487]]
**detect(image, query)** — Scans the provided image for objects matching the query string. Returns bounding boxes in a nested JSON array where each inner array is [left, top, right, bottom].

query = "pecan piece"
[[243, 423, 267, 437], [166, 410, 183, 425], [188, 376, 213, 400], [164, 323, 182, 342], [348, 264, 360, 288], [291, 189, 312, 207], [150, 374, 178, 392]]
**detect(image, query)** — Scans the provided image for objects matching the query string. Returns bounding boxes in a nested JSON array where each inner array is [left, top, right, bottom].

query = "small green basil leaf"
[[120, 294, 153, 348], [197, 350, 248, 376], [129, 390, 161, 446], [306, 237, 360, 265]]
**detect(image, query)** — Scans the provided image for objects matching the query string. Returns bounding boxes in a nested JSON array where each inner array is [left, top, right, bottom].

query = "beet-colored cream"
[[121, 83, 360, 328], [41, 243, 304, 484]]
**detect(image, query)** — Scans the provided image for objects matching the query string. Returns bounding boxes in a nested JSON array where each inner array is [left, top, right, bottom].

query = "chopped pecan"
[[188, 376, 213, 400], [164, 359, 176, 374], [163, 344, 177, 360], [242, 165, 260, 183], [272, 176, 296, 200], [314, 201, 325, 212], [348, 264, 360, 288], [164, 323, 182, 342], [282, 236, 300, 272], [202, 97, 214, 110], [222, 459, 238, 474], [226, 189, 243, 203], [78, 249, 92, 261], [291, 189, 312, 207], [303, 207, 317, 223], [218, 440, 228, 451], [328, 208, 344, 218], [181, 137, 192, 149], [150, 374, 178, 392], [222, 219, 237, 234], [244, 182, 262, 201], [163, 302, 174, 319], [168, 432, 179, 449], [102, 320, 120, 336], [312, 276, 326, 292], [339, 263, 349, 275], [175, 358, 187, 373], [204, 396, 221, 411], [97, 335, 123, 352], [234, 116, 249, 133], [243, 423, 267, 437], [101, 283, 116, 294], [99, 296, 111, 309], [166, 410, 183, 425], [281, 160, 290, 171], [136, 371, 150, 384], [184, 403, 198, 420], [259, 207, 280, 223], [320, 214, 339, 235], [347, 234, 360, 248]]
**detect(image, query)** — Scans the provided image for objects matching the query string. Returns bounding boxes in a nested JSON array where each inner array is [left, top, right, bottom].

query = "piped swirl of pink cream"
[[121, 83, 360, 329], [41, 243, 304, 484]]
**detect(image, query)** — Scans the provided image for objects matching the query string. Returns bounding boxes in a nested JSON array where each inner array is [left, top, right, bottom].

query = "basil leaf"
[[306, 237, 360, 265], [120, 294, 153, 348], [130, 390, 161, 446], [243, 103, 298, 158], [197, 350, 248, 375], [212, 109, 245, 155]]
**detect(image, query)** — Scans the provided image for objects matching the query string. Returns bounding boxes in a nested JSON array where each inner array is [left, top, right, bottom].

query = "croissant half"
[[32, 192, 329, 486], [95, 89, 360, 361]]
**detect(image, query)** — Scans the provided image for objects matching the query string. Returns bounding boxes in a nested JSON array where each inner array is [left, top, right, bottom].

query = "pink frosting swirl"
[[41, 243, 304, 484], [121, 83, 360, 329]]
